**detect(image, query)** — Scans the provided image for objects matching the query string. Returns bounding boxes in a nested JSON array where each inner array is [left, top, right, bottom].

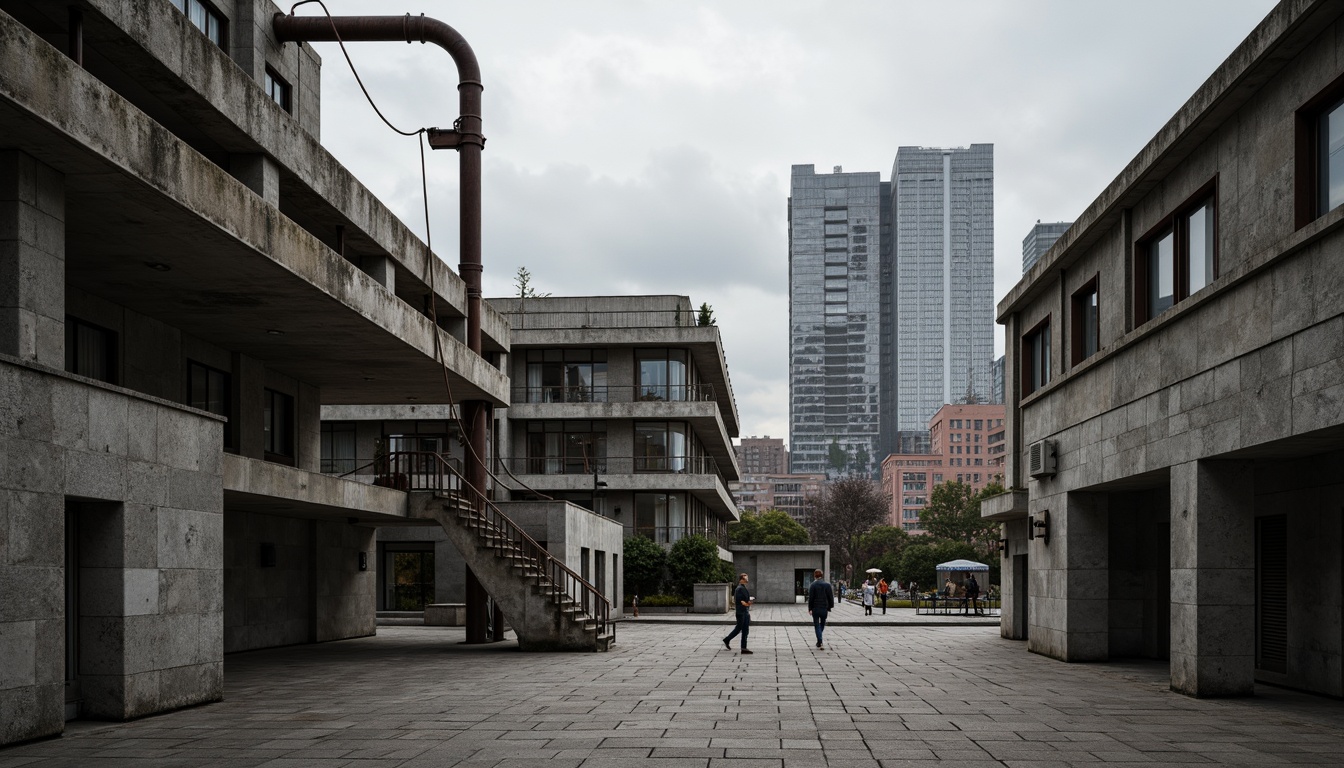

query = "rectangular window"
[[1022, 317, 1051, 395], [525, 349, 607, 403], [525, 420, 606, 474], [188, 361, 231, 448], [1070, 276, 1100, 365], [636, 349, 690, 401], [172, 0, 226, 47], [1135, 180, 1217, 323], [263, 389, 294, 459], [264, 67, 292, 113], [65, 316, 118, 385], [321, 422, 357, 474]]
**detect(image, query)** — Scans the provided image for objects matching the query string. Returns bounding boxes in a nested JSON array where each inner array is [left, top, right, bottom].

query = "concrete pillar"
[[229, 154, 280, 207], [360, 254, 396, 294], [1170, 459, 1255, 696], [0, 151, 65, 367], [1062, 491, 1109, 660], [296, 381, 321, 473]]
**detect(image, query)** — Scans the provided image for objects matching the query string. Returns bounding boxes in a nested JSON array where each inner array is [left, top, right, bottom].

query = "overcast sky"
[[305, 0, 1278, 446]]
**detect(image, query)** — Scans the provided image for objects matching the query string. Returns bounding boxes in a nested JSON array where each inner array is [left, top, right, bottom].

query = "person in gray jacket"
[[807, 569, 835, 650]]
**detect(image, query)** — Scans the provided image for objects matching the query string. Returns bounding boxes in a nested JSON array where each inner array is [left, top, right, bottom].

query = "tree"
[[666, 535, 721, 597], [827, 438, 848, 474], [514, 266, 550, 298], [856, 525, 909, 580], [622, 535, 666, 596], [895, 540, 979, 591], [696, 302, 715, 326], [805, 476, 889, 579], [921, 480, 1005, 555], [730, 509, 809, 546]]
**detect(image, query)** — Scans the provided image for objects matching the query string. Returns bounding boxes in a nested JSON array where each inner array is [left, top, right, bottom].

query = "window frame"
[[1134, 178, 1219, 325], [171, 0, 228, 48], [1070, 274, 1100, 366], [264, 66, 292, 113], [188, 360, 232, 449], [263, 388, 295, 463], [1021, 315, 1052, 396], [1295, 71, 1344, 228], [65, 316, 118, 385]]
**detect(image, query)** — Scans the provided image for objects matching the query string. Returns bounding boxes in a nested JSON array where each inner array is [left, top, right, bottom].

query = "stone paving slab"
[[2, 623, 1343, 766]]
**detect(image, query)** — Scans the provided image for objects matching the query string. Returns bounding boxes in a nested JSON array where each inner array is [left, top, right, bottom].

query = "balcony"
[[633, 526, 729, 550], [511, 383, 717, 404], [499, 455, 720, 476]]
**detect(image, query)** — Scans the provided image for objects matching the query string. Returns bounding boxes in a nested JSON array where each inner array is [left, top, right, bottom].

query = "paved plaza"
[[3, 621, 1343, 767]]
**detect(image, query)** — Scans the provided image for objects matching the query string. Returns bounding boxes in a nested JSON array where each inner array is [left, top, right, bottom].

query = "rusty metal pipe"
[[273, 12, 490, 504]]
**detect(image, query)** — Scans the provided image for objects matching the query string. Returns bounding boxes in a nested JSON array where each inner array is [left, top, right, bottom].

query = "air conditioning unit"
[[1027, 439, 1057, 478]]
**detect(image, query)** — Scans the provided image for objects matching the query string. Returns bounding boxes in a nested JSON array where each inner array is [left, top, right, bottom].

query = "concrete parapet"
[[692, 583, 731, 614]]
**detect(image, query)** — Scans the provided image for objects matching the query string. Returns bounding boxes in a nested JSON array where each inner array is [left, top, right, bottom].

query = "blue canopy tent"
[[936, 559, 989, 590]]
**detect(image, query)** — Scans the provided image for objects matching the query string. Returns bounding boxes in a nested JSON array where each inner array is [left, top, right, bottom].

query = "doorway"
[[795, 568, 816, 603], [64, 504, 81, 721], [1013, 553, 1029, 640], [381, 544, 435, 611]]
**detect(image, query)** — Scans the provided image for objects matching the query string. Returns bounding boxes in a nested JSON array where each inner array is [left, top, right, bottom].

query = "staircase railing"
[[385, 451, 613, 645]]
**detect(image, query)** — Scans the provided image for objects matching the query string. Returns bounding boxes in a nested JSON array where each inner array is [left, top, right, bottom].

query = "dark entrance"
[[795, 568, 816, 602], [381, 545, 435, 610], [1013, 553, 1029, 640]]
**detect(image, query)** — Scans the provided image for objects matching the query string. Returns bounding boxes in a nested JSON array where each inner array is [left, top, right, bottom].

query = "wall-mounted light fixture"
[[999, 538, 1010, 558], [1031, 510, 1050, 545], [358, 552, 368, 571], [613, 506, 622, 517]]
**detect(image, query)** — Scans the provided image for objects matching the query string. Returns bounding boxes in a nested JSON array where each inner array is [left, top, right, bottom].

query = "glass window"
[[65, 317, 117, 385], [188, 361, 231, 447], [1071, 278, 1100, 365], [1023, 319, 1051, 395], [525, 420, 605, 474], [1187, 202, 1214, 295], [173, 0, 226, 47], [1319, 97, 1344, 216], [1148, 230, 1175, 318], [321, 422, 356, 473], [265, 67, 292, 113], [635, 421, 690, 472], [525, 349, 607, 403], [1137, 185, 1216, 323], [263, 389, 294, 458]]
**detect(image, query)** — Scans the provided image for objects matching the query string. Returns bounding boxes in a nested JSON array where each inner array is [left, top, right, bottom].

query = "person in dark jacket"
[[807, 569, 835, 650], [965, 573, 981, 615], [722, 573, 754, 654]]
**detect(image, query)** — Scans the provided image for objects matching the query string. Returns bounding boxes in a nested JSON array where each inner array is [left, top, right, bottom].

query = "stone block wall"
[[0, 357, 223, 744]]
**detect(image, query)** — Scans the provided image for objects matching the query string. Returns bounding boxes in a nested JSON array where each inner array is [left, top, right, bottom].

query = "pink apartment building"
[[882, 403, 1005, 531]]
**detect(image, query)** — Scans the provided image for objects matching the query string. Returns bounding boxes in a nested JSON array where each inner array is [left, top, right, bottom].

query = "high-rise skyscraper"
[[891, 145, 995, 432], [788, 165, 888, 476], [1022, 220, 1072, 273]]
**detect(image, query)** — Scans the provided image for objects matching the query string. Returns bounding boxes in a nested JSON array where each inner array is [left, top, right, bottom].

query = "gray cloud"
[[310, 0, 1278, 445]]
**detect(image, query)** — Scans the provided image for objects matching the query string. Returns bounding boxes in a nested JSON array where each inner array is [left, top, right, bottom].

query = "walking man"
[[877, 577, 889, 614], [807, 569, 834, 650], [965, 573, 981, 615], [722, 572, 753, 654]]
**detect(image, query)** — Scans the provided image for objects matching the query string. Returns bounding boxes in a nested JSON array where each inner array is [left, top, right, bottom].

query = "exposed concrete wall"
[[0, 151, 64, 369], [1107, 489, 1170, 660], [0, 356, 223, 744], [729, 546, 829, 604], [314, 523, 375, 642], [497, 501, 625, 613]]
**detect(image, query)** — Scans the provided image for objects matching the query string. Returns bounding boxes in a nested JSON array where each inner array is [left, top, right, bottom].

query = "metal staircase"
[[381, 452, 614, 651]]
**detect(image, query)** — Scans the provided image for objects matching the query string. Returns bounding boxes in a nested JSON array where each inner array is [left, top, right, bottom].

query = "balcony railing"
[[510, 383, 717, 404], [502, 307, 696, 330], [498, 455, 721, 476], [633, 526, 729, 549]]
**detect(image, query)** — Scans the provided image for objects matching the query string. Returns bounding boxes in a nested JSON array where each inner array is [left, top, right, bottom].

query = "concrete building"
[[992, 354, 1005, 404], [788, 165, 889, 477], [0, 0, 613, 745], [733, 472, 825, 523], [489, 296, 741, 558], [985, 0, 1344, 699], [1022, 220, 1073, 274], [892, 145, 996, 431], [728, 545, 830, 603], [736, 435, 789, 475], [881, 403, 1004, 531]]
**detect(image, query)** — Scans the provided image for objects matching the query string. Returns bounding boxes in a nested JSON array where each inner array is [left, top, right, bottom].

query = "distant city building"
[[736, 435, 789, 475], [734, 473, 826, 524], [892, 145, 996, 431], [788, 165, 888, 477], [881, 403, 1005, 531], [1021, 220, 1072, 273], [992, 354, 1005, 404]]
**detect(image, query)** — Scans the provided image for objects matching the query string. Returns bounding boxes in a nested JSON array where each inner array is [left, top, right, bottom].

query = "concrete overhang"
[[996, 0, 1344, 322], [980, 489, 1028, 522], [510, 472, 739, 522], [505, 401, 739, 481], [0, 13, 507, 405], [222, 453, 419, 524]]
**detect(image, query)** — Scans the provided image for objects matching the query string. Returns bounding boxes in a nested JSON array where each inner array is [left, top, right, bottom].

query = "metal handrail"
[[387, 451, 613, 643], [509, 383, 718, 404]]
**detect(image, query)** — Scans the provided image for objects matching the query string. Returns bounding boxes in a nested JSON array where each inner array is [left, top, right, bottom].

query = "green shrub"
[[667, 535, 721, 597], [637, 594, 692, 607]]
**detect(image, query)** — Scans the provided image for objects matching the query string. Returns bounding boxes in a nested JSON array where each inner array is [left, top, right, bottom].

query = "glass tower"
[[788, 165, 888, 477], [1022, 220, 1072, 273], [892, 145, 995, 432]]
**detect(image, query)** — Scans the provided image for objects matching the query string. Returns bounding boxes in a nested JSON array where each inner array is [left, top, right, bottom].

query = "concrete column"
[[1170, 459, 1255, 696], [296, 381, 321, 473], [0, 151, 65, 367], [360, 254, 396, 294], [1062, 491, 1109, 660], [228, 154, 280, 207]]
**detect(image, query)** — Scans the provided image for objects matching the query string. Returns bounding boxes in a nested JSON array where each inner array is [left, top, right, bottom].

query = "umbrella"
[[864, 568, 882, 574]]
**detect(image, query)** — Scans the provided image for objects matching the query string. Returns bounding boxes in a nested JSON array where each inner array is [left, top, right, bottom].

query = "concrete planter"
[[693, 583, 733, 613]]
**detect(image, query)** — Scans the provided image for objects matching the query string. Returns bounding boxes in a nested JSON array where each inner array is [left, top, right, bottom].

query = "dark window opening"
[[1022, 317, 1051, 396], [171, 0, 227, 47], [1135, 179, 1217, 324], [321, 421, 357, 474], [1070, 276, 1100, 366], [65, 317, 117, 385], [188, 361, 231, 448], [263, 388, 294, 460], [264, 67, 292, 113]]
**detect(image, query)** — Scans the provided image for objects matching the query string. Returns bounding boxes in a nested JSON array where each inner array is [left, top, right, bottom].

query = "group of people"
[[937, 574, 985, 615]]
